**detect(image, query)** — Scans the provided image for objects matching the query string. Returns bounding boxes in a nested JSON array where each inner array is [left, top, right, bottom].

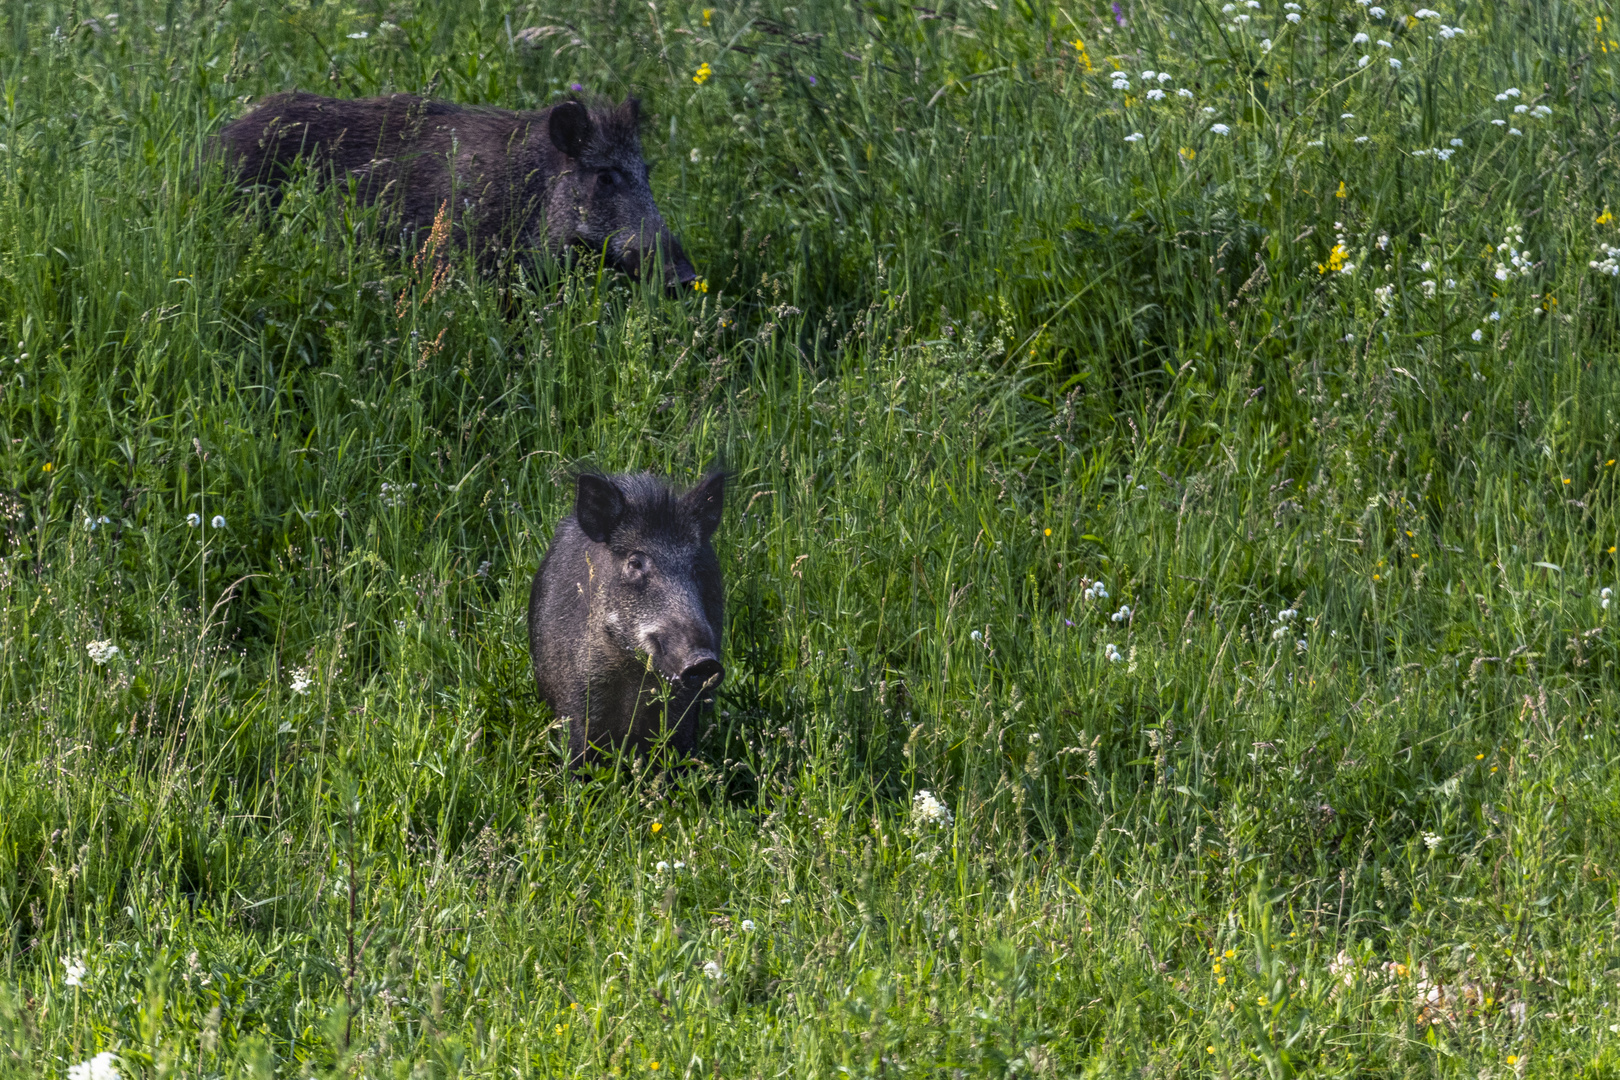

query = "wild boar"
[[215, 91, 695, 287], [529, 472, 725, 768]]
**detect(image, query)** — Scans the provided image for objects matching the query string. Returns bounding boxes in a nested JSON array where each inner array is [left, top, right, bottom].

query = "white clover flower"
[[290, 668, 313, 696], [1111, 605, 1133, 623], [86, 640, 120, 666], [1210, 123, 1231, 135], [1603, 587, 1614, 609], [186, 512, 201, 527], [67, 1052, 120, 1080], [1271, 626, 1288, 641], [62, 955, 87, 987], [912, 789, 953, 828], [674, 861, 686, 870], [1093, 582, 1110, 600], [1125, 131, 1145, 142], [741, 919, 755, 932], [1104, 643, 1123, 663], [1279, 608, 1298, 622], [1177, 87, 1194, 97], [1368, 5, 1385, 16], [1530, 105, 1551, 118], [1471, 329, 1483, 342], [1494, 266, 1510, 281], [702, 960, 723, 980], [1592, 245, 1620, 276], [1083, 587, 1096, 602], [1358, 54, 1371, 66], [1373, 283, 1395, 311], [1286, 12, 1300, 22], [970, 629, 983, 643], [1146, 88, 1166, 100]]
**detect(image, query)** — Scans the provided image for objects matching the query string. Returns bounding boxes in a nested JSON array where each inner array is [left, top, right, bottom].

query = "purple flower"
[[570, 82, 584, 92], [1112, 1, 1126, 25], [807, 74, 817, 85], [1065, 619, 1074, 627]]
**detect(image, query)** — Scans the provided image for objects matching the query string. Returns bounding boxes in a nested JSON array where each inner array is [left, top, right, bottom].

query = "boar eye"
[[625, 554, 647, 575], [597, 168, 617, 187]]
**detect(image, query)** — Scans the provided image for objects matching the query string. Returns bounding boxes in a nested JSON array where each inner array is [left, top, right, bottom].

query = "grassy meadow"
[[5, 0, 1620, 1074]]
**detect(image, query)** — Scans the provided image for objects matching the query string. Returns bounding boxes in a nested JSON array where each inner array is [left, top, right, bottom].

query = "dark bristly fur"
[[528, 472, 725, 769], [214, 91, 695, 287]]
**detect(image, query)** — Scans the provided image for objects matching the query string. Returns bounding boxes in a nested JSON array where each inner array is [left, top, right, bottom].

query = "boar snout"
[[679, 655, 724, 692]]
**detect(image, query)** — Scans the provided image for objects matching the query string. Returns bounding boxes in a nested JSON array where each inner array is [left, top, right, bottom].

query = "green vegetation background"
[[3, 0, 1620, 1074]]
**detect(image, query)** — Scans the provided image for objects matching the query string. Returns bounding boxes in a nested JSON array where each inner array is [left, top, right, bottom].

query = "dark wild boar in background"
[[215, 92, 695, 288], [529, 472, 725, 769]]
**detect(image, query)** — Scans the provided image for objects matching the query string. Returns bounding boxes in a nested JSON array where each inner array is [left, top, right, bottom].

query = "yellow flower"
[[1217, 976, 1226, 985], [650, 1063, 661, 1071], [1598, 209, 1615, 225], [693, 62, 713, 85], [1476, 753, 1485, 760], [42, 462, 52, 472], [1491, 765, 1498, 772], [1335, 180, 1348, 198], [1564, 478, 1572, 484], [1257, 994, 1270, 1007], [702, 8, 714, 24], [1373, 574, 1382, 581], [693, 278, 709, 294], [1070, 38, 1095, 73], [1212, 962, 1222, 974], [1394, 963, 1409, 978], [1607, 459, 1616, 466], [1405, 14, 1418, 27], [651, 822, 663, 834], [1044, 528, 1052, 537], [1317, 244, 1349, 274], [1207, 1046, 1216, 1055], [1405, 530, 1414, 537], [1224, 949, 1235, 959], [1507, 1056, 1518, 1066], [1179, 147, 1196, 162], [1611, 546, 1618, 553]]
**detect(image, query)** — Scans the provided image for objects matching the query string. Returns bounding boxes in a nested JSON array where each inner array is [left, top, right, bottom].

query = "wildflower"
[[1335, 180, 1347, 198], [1421, 279, 1436, 297], [1374, 283, 1395, 311], [1387, 56, 1402, 69], [67, 1053, 120, 1080], [1358, 54, 1371, 66], [346, 31, 368, 39], [1146, 88, 1166, 100], [1104, 643, 1123, 663], [1508, 127, 1522, 136], [1471, 329, 1484, 342], [84, 515, 111, 530], [62, 955, 87, 987], [1177, 87, 1194, 97], [651, 822, 663, 834], [1491, 118, 1506, 126], [1435, 148, 1454, 160], [1437, 23, 1460, 38], [690, 147, 701, 163], [1261, 38, 1273, 49], [1496, 87, 1521, 99], [1488, 310, 1501, 320], [1284, 2, 1301, 9], [656, 860, 671, 873], [211, 515, 226, 529], [1111, 605, 1133, 622], [1507, 1056, 1519, 1066], [649, 1063, 661, 1071], [1157, 71, 1172, 82], [41, 462, 51, 473], [741, 920, 755, 932], [1599, 210, 1615, 224], [290, 668, 313, 696], [702, 8, 713, 23], [1414, 7, 1439, 16], [970, 629, 983, 643], [1589, 244, 1620, 275], [1295, 638, 1308, 653], [702, 960, 723, 980], [1602, 587, 1612, 609], [1272, 627, 1287, 640], [1124, 131, 1145, 142], [1142, 69, 1157, 79], [1287, 12, 1301, 22], [1202, 106, 1217, 115], [1351, 31, 1369, 43], [1530, 105, 1552, 118], [1355, 135, 1369, 142], [693, 62, 712, 84], [1377, 38, 1392, 46], [692, 278, 709, 293], [912, 789, 953, 828], [1423, 832, 1441, 851], [86, 641, 120, 666], [1111, 75, 1131, 90], [186, 513, 201, 527], [1514, 103, 1529, 114], [1368, 5, 1385, 15], [1210, 123, 1231, 135], [1450, 138, 1464, 146]]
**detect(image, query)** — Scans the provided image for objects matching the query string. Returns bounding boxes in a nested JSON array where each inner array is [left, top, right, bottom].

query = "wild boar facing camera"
[[529, 472, 725, 768], [215, 92, 695, 288]]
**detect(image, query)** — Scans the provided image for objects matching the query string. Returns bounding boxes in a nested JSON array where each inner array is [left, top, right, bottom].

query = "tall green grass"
[[4, 0, 1620, 1074]]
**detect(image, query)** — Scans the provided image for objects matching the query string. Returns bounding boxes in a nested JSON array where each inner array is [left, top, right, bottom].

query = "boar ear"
[[683, 471, 726, 539], [549, 101, 593, 159], [574, 474, 625, 544]]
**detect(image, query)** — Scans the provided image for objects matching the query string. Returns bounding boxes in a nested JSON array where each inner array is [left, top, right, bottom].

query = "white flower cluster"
[[1110, 604, 1133, 623], [1104, 643, 1123, 663], [1422, 831, 1442, 852], [702, 959, 723, 980], [1412, 7, 1439, 16], [1602, 586, 1613, 610], [1083, 580, 1110, 603], [1125, 132, 1145, 143], [740, 919, 756, 932], [1435, 22, 1463, 38], [62, 954, 88, 987], [1493, 227, 1531, 281], [290, 668, 313, 696], [1373, 283, 1396, 312], [67, 1053, 119, 1080], [654, 859, 689, 873], [912, 789, 953, 828], [1410, 146, 1455, 161], [1590, 244, 1620, 277], [1111, 71, 1130, 90], [83, 515, 111, 530], [86, 640, 120, 666], [1210, 123, 1231, 136], [380, 481, 417, 508]]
